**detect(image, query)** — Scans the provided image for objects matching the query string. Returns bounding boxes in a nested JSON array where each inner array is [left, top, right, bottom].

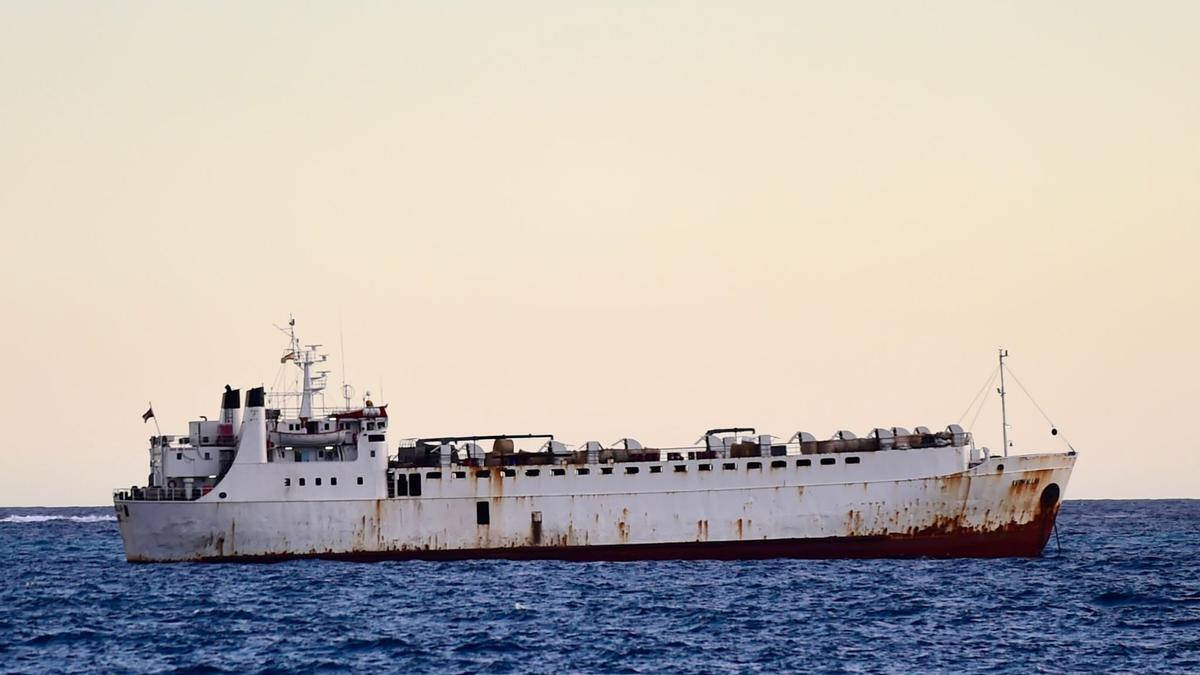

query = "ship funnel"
[[235, 386, 268, 464], [219, 385, 241, 442]]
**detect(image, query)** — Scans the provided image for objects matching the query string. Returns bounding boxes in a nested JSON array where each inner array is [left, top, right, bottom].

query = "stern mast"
[[281, 316, 327, 420]]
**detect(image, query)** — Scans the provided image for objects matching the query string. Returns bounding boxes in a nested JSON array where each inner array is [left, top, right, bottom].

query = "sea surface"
[[1, 500, 1197, 674]]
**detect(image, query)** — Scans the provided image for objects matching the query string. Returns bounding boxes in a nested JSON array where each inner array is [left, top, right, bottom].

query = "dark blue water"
[[2, 501, 1197, 673]]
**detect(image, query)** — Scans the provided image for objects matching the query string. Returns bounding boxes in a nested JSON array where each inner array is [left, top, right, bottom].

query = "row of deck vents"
[[424, 425, 967, 457]]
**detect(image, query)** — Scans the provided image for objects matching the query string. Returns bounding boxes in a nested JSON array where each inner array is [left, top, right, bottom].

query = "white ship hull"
[[114, 448, 1074, 562]]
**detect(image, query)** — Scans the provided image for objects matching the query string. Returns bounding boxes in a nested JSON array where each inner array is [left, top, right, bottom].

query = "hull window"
[[477, 501, 490, 525]]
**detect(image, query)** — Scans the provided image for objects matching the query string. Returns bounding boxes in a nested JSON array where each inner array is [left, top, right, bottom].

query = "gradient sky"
[[1, 2, 1197, 506]]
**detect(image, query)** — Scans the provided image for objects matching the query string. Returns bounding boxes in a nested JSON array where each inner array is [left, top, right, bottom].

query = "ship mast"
[[998, 347, 1009, 458], [282, 316, 327, 420]]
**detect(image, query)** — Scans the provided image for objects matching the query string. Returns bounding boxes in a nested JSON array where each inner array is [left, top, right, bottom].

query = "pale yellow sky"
[[1, 2, 1197, 505]]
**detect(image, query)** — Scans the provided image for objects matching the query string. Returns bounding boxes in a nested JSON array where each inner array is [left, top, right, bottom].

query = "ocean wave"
[[0, 514, 116, 524]]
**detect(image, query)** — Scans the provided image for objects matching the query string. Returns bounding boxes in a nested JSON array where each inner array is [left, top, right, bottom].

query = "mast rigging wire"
[[1003, 365, 1076, 452], [957, 365, 1000, 426]]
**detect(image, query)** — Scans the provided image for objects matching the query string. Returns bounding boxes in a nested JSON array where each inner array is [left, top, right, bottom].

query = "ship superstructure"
[[115, 323, 1076, 562]]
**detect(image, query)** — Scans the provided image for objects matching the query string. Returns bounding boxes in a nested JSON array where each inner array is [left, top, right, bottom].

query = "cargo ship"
[[114, 321, 1076, 562]]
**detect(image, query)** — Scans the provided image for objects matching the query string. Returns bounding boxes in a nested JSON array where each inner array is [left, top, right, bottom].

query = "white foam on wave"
[[0, 514, 116, 523]]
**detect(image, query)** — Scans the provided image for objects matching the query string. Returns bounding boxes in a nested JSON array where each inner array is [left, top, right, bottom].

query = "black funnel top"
[[246, 386, 265, 408], [221, 385, 241, 410]]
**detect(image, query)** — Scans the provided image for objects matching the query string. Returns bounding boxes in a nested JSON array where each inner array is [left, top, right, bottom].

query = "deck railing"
[[113, 487, 208, 502]]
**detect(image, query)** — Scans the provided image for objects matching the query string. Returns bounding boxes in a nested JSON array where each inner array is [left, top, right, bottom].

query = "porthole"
[[845, 456, 861, 465], [820, 457, 835, 466], [796, 459, 812, 467], [218, 492, 227, 499]]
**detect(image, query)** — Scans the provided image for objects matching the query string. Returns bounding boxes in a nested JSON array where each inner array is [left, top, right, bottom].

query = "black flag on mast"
[[142, 406, 155, 423]]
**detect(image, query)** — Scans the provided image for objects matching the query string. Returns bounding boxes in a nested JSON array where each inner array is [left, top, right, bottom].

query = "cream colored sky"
[[1, 2, 1197, 505]]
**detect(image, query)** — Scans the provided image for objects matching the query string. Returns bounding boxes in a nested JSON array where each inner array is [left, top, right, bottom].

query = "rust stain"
[[846, 510, 864, 536], [735, 518, 743, 540], [490, 467, 504, 496]]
